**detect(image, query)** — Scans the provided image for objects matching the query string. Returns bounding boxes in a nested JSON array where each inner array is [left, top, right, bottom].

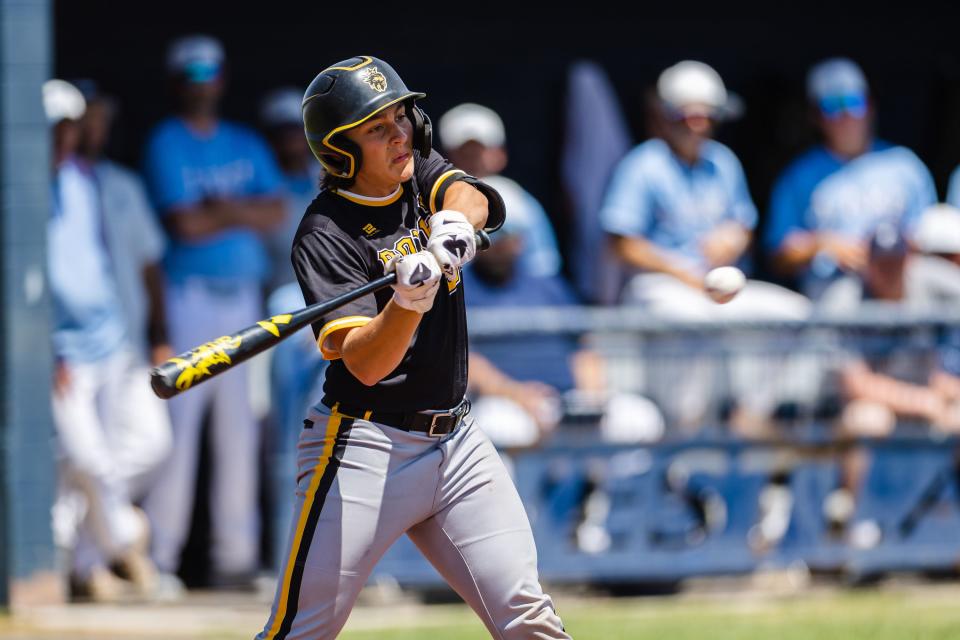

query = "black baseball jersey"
[[292, 149, 502, 412]]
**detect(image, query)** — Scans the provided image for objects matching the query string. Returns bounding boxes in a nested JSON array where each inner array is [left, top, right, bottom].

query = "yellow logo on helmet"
[[361, 67, 388, 92]]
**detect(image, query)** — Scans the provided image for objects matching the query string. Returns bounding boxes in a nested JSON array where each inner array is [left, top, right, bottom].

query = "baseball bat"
[[150, 230, 490, 399]]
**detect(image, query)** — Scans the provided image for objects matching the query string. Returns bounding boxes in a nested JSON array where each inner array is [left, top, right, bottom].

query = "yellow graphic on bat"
[[170, 335, 243, 390], [257, 314, 293, 338]]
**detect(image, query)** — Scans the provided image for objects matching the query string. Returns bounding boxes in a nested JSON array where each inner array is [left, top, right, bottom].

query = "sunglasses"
[[819, 93, 867, 119], [183, 61, 223, 84]]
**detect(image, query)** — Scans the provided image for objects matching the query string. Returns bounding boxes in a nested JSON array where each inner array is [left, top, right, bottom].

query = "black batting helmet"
[[302, 55, 431, 180]]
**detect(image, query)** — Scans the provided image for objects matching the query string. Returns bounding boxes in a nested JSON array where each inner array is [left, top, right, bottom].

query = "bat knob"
[[150, 364, 179, 399], [475, 230, 491, 251]]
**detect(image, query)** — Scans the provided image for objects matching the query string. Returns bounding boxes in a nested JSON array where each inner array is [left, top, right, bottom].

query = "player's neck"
[[180, 112, 219, 137], [349, 174, 401, 198]]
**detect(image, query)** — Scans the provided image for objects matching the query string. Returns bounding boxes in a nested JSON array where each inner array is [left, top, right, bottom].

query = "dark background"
[[54, 2, 960, 278]]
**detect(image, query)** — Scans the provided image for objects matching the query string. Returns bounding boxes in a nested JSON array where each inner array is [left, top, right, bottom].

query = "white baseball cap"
[[913, 204, 960, 254], [657, 60, 739, 119], [166, 34, 225, 82], [438, 103, 506, 150], [42, 79, 86, 124], [807, 57, 868, 102], [260, 87, 304, 128]]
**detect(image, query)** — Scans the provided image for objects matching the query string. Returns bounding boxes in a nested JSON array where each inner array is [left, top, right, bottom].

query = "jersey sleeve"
[[947, 166, 960, 208], [726, 155, 758, 230], [124, 168, 167, 264], [901, 152, 937, 234], [413, 149, 506, 231], [599, 152, 652, 238], [415, 149, 466, 214], [292, 227, 376, 360], [764, 168, 807, 253]]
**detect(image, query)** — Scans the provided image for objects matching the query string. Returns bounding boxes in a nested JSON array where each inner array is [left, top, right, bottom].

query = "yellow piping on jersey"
[[429, 170, 466, 214], [333, 185, 404, 207], [264, 408, 343, 639], [317, 316, 373, 360]]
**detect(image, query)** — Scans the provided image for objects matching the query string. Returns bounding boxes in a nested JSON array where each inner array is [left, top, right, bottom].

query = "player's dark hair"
[[320, 166, 354, 191]]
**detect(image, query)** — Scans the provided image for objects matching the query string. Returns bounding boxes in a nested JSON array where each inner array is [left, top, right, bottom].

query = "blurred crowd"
[[42, 34, 960, 601]]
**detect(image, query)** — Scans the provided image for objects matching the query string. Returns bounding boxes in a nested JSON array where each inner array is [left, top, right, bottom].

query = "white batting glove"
[[385, 251, 442, 314], [426, 210, 476, 281]]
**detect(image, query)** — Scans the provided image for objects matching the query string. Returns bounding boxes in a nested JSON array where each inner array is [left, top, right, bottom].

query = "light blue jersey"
[[48, 160, 126, 363], [765, 142, 936, 296], [143, 117, 281, 283], [483, 175, 562, 278], [600, 138, 757, 272], [943, 165, 960, 208]]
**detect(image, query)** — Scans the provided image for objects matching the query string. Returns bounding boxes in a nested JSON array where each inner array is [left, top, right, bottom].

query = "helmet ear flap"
[[408, 103, 433, 157], [320, 134, 362, 179]]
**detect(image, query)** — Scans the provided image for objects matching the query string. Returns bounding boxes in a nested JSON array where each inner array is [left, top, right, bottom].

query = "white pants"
[[623, 272, 811, 320], [143, 279, 262, 575], [51, 349, 172, 578], [623, 273, 813, 430]]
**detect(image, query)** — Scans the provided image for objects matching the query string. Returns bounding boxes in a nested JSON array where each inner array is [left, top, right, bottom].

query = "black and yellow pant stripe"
[[264, 410, 354, 639]]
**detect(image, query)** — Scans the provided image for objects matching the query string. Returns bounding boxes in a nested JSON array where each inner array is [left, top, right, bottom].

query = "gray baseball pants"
[[257, 402, 569, 639]]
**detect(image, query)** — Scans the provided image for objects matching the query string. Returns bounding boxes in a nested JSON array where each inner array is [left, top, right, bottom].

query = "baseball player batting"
[[149, 228, 489, 399], [255, 56, 569, 639]]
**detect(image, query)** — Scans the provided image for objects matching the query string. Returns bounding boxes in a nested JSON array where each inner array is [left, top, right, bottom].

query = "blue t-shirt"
[[143, 117, 282, 283], [48, 160, 126, 363], [599, 138, 758, 272], [765, 142, 936, 296], [464, 268, 579, 391]]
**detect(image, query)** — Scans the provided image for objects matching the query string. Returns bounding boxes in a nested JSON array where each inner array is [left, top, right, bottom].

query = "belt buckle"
[[427, 411, 454, 437]]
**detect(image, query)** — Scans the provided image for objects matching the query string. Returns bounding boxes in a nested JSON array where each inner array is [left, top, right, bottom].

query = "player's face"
[[52, 119, 81, 166], [347, 104, 415, 196], [177, 77, 225, 117], [663, 106, 714, 163], [819, 110, 872, 158], [79, 99, 113, 160]]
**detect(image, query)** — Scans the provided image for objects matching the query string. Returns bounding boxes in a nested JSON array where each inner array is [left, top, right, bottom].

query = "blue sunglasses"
[[819, 93, 867, 119]]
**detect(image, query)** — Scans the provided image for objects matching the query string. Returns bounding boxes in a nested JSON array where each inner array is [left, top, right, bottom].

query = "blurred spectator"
[[600, 60, 808, 318], [45, 80, 172, 601], [818, 222, 960, 312], [817, 225, 960, 547], [908, 204, 960, 303], [439, 103, 563, 279], [561, 60, 633, 304], [765, 58, 937, 300], [259, 87, 322, 291], [74, 80, 170, 365], [141, 35, 284, 588], [943, 154, 960, 212], [258, 87, 326, 572], [599, 60, 807, 433], [464, 223, 664, 449]]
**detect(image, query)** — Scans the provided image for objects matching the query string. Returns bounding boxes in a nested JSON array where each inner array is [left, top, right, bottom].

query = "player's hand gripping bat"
[[150, 230, 490, 399]]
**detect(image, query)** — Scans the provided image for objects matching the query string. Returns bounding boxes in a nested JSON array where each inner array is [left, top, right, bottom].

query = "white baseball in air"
[[703, 266, 745, 304]]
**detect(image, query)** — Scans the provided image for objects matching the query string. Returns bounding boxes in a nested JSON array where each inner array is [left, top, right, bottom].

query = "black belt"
[[323, 398, 471, 437]]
